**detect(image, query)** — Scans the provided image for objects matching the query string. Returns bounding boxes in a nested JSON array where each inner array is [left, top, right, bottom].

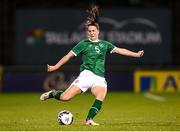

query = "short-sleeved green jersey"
[[71, 39, 116, 77]]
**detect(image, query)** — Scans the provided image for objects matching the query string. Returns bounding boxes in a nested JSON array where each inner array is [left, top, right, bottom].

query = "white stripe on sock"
[[91, 107, 99, 113]]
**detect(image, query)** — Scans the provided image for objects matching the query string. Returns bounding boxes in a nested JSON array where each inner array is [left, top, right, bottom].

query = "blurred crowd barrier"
[[0, 66, 179, 93], [0, 66, 2, 92]]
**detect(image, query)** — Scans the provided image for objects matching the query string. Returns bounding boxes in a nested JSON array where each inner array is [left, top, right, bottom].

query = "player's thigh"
[[91, 86, 107, 101], [60, 85, 81, 101]]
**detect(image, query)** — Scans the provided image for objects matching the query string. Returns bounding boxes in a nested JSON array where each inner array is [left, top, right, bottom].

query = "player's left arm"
[[113, 47, 144, 58]]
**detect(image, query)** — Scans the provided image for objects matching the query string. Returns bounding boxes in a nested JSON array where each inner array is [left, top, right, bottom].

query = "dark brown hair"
[[86, 4, 100, 30]]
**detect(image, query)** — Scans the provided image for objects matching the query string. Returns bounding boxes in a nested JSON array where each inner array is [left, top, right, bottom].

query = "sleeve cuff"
[[71, 50, 77, 56], [110, 47, 117, 54]]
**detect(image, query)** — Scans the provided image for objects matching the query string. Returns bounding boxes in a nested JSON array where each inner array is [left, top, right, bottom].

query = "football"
[[57, 110, 74, 125]]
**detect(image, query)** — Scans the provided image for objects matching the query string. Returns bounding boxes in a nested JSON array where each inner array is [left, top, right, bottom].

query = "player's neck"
[[89, 38, 99, 42]]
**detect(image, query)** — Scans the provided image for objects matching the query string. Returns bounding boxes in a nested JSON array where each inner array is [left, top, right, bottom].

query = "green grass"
[[0, 92, 180, 131]]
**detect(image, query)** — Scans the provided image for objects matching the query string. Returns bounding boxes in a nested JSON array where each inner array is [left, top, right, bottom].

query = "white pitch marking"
[[144, 92, 166, 102]]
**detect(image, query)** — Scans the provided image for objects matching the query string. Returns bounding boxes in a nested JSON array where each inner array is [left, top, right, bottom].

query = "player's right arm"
[[47, 51, 74, 72], [47, 39, 86, 72]]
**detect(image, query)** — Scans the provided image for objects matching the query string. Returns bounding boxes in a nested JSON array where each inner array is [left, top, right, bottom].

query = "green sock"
[[86, 99, 102, 120], [50, 90, 64, 100]]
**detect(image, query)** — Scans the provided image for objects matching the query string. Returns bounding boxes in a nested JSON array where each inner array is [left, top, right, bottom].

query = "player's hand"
[[47, 64, 57, 72], [137, 50, 144, 57]]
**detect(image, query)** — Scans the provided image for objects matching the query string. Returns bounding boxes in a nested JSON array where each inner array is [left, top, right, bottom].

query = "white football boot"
[[40, 89, 55, 101], [85, 119, 99, 126]]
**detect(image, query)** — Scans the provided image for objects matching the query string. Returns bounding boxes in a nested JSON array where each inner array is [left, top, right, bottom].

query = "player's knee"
[[96, 93, 106, 101], [60, 94, 71, 101]]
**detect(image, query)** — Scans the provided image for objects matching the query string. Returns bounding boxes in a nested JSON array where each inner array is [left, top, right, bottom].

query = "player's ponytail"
[[86, 4, 100, 30]]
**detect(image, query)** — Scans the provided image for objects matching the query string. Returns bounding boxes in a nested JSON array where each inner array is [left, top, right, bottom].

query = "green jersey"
[[71, 39, 116, 77]]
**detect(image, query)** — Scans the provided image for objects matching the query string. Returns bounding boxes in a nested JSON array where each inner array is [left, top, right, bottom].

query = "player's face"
[[87, 25, 99, 41]]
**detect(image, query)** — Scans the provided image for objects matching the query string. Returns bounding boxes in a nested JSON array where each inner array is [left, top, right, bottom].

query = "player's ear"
[[97, 29, 100, 34]]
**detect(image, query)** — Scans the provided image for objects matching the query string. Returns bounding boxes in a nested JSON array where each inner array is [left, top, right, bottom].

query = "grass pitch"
[[0, 92, 180, 131]]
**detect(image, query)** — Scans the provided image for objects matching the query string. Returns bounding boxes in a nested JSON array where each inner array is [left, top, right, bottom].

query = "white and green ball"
[[57, 110, 74, 125]]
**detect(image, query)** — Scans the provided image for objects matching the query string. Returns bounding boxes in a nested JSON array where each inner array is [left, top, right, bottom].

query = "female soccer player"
[[40, 5, 144, 125]]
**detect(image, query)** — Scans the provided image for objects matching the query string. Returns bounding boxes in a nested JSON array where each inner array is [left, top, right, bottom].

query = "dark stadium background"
[[0, 0, 179, 93], [0, 0, 179, 66]]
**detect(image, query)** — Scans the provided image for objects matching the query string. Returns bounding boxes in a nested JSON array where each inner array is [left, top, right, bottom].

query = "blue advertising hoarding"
[[3, 71, 133, 92]]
